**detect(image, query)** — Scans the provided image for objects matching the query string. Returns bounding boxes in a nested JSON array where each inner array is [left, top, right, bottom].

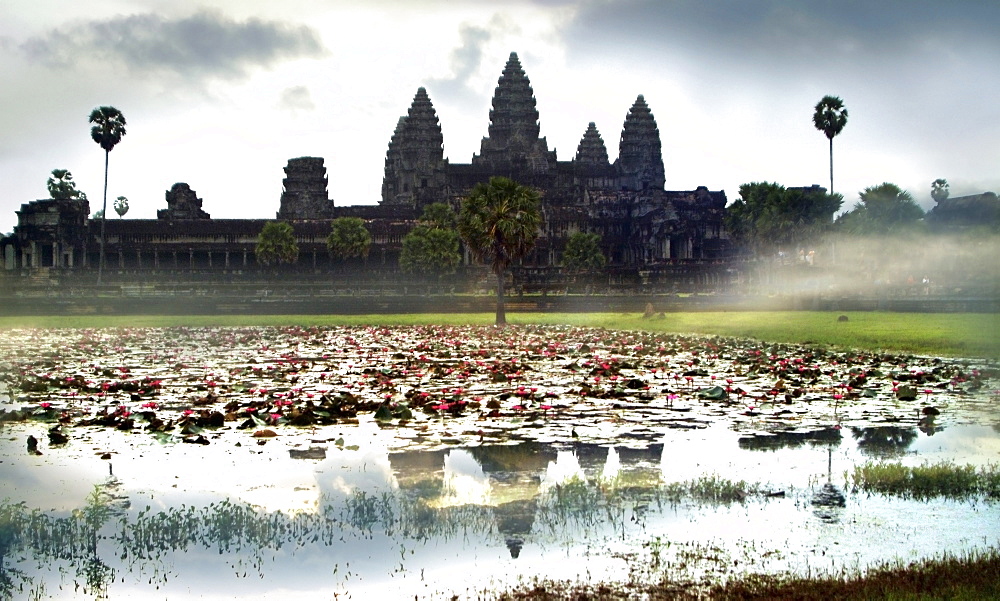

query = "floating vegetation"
[[849, 460, 1000, 500], [1, 324, 995, 451]]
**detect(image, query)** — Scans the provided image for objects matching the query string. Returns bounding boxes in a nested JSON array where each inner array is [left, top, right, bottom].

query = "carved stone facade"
[[381, 52, 728, 268], [157, 183, 210, 220], [2, 52, 732, 280], [277, 157, 334, 220]]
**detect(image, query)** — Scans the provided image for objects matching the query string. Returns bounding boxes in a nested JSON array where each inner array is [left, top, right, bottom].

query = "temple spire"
[[575, 122, 610, 166], [615, 95, 664, 191], [473, 52, 553, 174], [381, 87, 446, 207]]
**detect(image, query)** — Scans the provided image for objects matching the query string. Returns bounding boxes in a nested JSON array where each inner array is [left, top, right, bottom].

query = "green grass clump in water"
[[0, 311, 996, 357], [849, 461, 1000, 500], [662, 474, 760, 504]]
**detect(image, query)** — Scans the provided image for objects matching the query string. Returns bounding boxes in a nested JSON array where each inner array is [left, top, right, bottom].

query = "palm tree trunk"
[[495, 270, 506, 326], [97, 150, 108, 285], [828, 137, 834, 195]]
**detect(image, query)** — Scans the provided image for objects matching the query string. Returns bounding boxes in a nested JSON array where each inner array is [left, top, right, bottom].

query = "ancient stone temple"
[[380, 52, 729, 268], [2, 51, 734, 285]]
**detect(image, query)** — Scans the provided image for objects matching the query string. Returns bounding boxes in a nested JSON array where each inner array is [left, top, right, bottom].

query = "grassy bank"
[[497, 548, 1000, 600], [1, 311, 996, 358]]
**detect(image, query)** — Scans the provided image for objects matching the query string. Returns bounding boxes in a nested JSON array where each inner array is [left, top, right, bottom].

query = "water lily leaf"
[[153, 431, 175, 445], [698, 386, 728, 400], [374, 404, 393, 421]]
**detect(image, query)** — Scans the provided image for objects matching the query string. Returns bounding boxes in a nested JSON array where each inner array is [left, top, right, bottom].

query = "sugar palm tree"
[[89, 106, 127, 284], [812, 95, 848, 195], [931, 178, 949, 203], [457, 176, 542, 325]]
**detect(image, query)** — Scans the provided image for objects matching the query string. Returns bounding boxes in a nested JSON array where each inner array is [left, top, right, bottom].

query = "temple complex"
[[2, 53, 741, 285]]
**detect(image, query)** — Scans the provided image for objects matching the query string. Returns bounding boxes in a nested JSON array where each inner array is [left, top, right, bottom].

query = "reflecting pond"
[[2, 418, 999, 600], [1, 325, 999, 599]]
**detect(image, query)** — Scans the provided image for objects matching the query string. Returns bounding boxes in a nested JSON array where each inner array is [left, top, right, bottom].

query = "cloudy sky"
[[1, 0, 997, 234]]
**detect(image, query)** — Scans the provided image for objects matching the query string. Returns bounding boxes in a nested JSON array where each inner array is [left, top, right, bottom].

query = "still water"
[[2, 411, 998, 600]]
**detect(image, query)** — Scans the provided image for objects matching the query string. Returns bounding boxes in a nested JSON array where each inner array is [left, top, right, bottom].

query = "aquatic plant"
[[848, 460, 1000, 500]]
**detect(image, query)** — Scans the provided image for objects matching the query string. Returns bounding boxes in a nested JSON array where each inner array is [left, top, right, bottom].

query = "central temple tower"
[[471, 52, 556, 175]]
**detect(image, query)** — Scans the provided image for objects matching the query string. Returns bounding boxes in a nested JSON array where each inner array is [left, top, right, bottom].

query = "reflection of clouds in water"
[[437, 449, 491, 507], [316, 447, 397, 501], [540, 450, 586, 491], [601, 446, 621, 481], [908, 425, 1000, 466]]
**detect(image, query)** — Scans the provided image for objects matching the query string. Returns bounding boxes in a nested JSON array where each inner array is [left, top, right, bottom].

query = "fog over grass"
[[749, 233, 999, 299]]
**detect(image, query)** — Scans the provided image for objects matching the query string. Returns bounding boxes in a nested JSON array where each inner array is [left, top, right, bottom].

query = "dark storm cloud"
[[19, 10, 326, 80], [561, 0, 1000, 76], [427, 15, 522, 106], [427, 22, 495, 101]]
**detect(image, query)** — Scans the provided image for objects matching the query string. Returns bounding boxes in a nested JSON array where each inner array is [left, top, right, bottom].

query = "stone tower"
[[380, 87, 447, 208], [615, 95, 665, 191], [471, 52, 556, 175], [574, 122, 614, 177], [157, 183, 210, 220], [276, 157, 334, 220]]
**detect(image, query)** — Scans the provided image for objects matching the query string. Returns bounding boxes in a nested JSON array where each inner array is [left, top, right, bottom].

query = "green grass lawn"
[[0, 311, 996, 358]]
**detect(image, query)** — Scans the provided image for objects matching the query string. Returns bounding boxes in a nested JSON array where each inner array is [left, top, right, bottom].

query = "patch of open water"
[[1, 415, 998, 600], [0, 325, 998, 599]]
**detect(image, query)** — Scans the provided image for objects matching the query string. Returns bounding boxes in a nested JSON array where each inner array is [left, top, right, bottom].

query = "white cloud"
[[0, 0, 997, 234]]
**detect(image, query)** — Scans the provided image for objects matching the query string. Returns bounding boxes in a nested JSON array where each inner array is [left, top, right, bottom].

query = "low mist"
[[742, 233, 1000, 300]]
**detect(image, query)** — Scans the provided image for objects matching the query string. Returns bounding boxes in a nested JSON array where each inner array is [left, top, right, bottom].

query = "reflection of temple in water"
[[386, 442, 663, 558]]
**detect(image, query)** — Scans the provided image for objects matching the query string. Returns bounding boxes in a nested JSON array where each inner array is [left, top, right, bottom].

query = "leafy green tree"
[[812, 95, 848, 194], [724, 182, 842, 255], [400, 203, 460, 277], [89, 106, 127, 284], [255, 221, 299, 266], [327, 217, 372, 262], [931, 178, 950, 203], [400, 227, 460, 276], [836, 183, 924, 234], [419, 202, 457, 229], [47, 169, 87, 201], [113, 196, 129, 218], [562, 231, 606, 273], [457, 176, 542, 325]]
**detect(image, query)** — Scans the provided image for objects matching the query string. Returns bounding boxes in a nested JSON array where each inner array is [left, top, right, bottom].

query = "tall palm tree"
[[812, 95, 848, 195], [931, 178, 949, 203], [457, 176, 542, 325], [89, 106, 127, 284]]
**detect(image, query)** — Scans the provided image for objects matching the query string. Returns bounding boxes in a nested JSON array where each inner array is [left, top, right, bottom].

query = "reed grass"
[[849, 460, 1000, 500], [662, 474, 760, 504], [496, 548, 1000, 600], [706, 548, 1000, 601]]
